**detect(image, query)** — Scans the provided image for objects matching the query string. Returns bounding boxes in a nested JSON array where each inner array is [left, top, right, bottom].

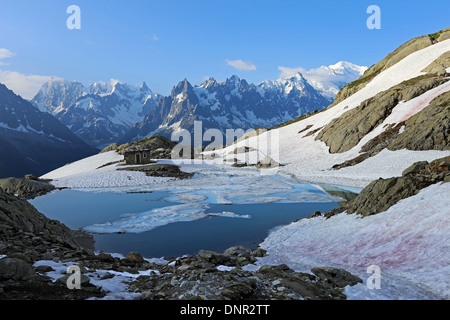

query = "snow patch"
[[253, 182, 450, 299]]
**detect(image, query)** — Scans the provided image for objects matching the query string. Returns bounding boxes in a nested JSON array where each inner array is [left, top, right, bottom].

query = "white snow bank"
[[48, 165, 174, 189], [40, 151, 176, 189], [41, 151, 123, 180], [249, 182, 450, 299]]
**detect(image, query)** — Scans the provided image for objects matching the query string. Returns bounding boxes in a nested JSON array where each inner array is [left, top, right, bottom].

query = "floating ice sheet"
[[83, 203, 250, 234], [119, 168, 344, 205]]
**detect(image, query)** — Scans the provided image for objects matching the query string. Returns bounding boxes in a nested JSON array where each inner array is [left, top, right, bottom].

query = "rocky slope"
[[0, 188, 95, 275], [332, 27, 450, 105], [0, 83, 99, 179], [321, 156, 450, 218], [0, 176, 55, 200], [316, 73, 449, 153]]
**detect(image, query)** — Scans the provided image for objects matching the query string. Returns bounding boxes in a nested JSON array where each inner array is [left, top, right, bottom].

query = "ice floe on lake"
[[83, 203, 251, 234]]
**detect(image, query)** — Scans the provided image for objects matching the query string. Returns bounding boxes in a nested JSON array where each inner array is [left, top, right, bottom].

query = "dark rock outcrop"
[[0, 188, 94, 258], [117, 163, 193, 179], [316, 75, 448, 154], [344, 157, 449, 217], [0, 177, 55, 200], [311, 267, 363, 288], [387, 91, 450, 151], [128, 247, 360, 300], [101, 135, 178, 159]]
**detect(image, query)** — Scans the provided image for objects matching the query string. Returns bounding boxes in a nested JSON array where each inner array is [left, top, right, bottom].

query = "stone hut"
[[124, 149, 153, 165]]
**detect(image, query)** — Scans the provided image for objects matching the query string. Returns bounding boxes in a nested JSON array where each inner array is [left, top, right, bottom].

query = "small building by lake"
[[124, 149, 153, 165]]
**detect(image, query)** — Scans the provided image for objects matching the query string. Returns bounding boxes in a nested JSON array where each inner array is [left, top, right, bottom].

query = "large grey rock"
[[0, 177, 55, 199], [256, 156, 280, 169], [311, 267, 363, 288], [0, 258, 36, 280], [388, 91, 450, 152], [345, 157, 449, 217]]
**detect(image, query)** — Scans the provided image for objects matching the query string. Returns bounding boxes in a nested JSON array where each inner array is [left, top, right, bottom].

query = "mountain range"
[[31, 62, 366, 147], [32, 79, 162, 147], [0, 61, 365, 177]]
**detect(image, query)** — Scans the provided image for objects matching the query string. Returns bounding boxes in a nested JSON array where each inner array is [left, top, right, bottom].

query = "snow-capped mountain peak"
[[200, 77, 218, 89], [32, 78, 162, 147], [284, 61, 368, 99], [329, 61, 368, 75]]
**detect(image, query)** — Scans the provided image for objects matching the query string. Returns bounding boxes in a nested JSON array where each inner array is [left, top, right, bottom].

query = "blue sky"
[[0, 0, 449, 98]]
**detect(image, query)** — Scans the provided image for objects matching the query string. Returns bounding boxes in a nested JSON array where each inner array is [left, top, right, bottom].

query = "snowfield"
[[245, 182, 450, 300], [41, 151, 176, 188], [214, 39, 450, 188]]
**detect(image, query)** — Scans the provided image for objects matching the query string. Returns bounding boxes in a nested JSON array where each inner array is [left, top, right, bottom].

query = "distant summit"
[[279, 61, 368, 99]]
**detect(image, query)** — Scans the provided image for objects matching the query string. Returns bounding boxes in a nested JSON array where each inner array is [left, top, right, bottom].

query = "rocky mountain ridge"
[[0, 83, 99, 178], [32, 64, 365, 147]]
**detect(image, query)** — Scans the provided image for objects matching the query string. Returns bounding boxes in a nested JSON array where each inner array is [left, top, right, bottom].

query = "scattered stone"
[[308, 211, 322, 218], [35, 265, 55, 273], [124, 252, 145, 264], [118, 163, 193, 179], [256, 156, 281, 169], [95, 252, 115, 262], [311, 267, 363, 288]]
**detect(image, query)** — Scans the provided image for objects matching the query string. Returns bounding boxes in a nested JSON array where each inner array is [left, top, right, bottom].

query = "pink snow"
[[257, 182, 450, 299]]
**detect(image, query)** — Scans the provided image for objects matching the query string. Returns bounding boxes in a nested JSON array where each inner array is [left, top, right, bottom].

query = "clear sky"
[[0, 0, 449, 98]]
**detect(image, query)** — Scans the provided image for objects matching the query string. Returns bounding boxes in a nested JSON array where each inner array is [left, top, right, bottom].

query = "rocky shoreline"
[[0, 176, 363, 300], [1, 157, 448, 300], [0, 175, 57, 200]]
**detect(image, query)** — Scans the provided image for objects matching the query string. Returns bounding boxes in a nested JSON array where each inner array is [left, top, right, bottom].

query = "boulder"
[[124, 252, 145, 264], [197, 250, 226, 265], [35, 265, 55, 273], [256, 156, 280, 169], [311, 267, 363, 288], [0, 258, 36, 280], [346, 157, 449, 216]]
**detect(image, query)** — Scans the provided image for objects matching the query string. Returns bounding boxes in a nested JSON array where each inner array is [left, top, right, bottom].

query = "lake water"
[[30, 171, 355, 258]]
